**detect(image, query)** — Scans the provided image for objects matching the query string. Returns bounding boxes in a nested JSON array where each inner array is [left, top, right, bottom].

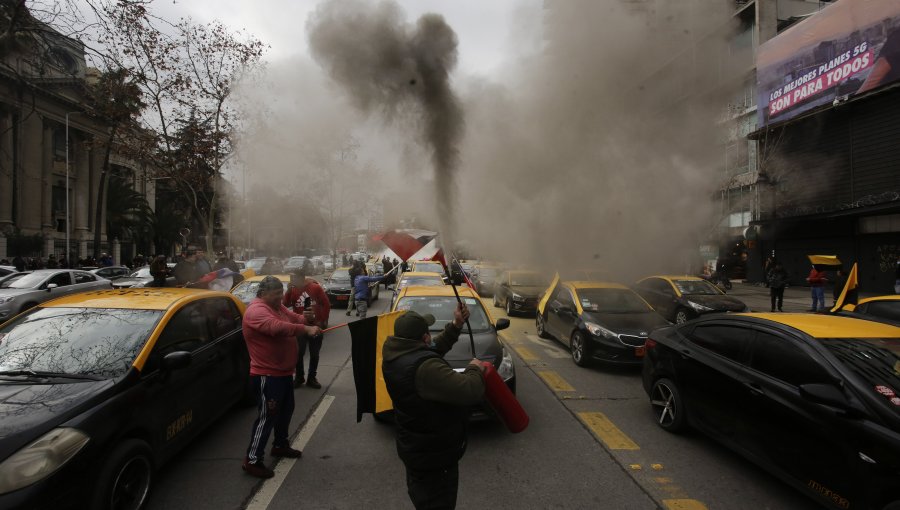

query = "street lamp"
[[65, 111, 80, 266]]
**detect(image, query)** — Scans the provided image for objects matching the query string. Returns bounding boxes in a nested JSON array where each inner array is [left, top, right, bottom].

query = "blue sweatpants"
[[246, 375, 295, 463]]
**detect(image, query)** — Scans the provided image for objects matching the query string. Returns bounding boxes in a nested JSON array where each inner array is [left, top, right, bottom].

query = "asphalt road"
[[146, 283, 823, 510]]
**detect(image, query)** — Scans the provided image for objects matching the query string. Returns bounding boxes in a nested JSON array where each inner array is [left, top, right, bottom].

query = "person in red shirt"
[[806, 265, 828, 312], [283, 268, 331, 389], [242, 276, 321, 479]]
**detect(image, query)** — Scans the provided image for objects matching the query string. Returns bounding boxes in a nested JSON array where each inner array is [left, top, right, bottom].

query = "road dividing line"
[[246, 395, 335, 510], [577, 412, 640, 450], [662, 500, 708, 510], [537, 370, 575, 392], [513, 345, 539, 361]]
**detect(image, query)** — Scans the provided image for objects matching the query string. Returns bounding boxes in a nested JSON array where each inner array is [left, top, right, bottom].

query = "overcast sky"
[[151, 0, 539, 77]]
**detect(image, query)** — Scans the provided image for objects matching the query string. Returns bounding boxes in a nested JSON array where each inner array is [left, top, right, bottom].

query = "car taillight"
[[645, 338, 657, 349]]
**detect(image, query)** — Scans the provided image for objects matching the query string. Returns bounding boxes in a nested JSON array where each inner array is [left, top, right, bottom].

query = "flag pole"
[[438, 246, 476, 358]]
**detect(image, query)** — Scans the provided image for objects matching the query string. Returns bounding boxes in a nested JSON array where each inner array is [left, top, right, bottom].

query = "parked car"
[[229, 274, 290, 306], [90, 266, 131, 280], [642, 313, 900, 510], [472, 264, 501, 297], [390, 285, 514, 418], [323, 267, 354, 308], [842, 295, 900, 324], [0, 288, 249, 510], [110, 264, 177, 289], [283, 256, 308, 273], [0, 266, 17, 278], [390, 271, 445, 307], [0, 269, 113, 322], [408, 260, 445, 276], [322, 258, 334, 272], [492, 270, 548, 316], [244, 257, 268, 274], [536, 281, 669, 367], [633, 275, 749, 324]]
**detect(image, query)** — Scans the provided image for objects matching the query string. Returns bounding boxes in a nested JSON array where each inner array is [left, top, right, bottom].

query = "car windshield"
[[578, 288, 652, 313], [232, 280, 288, 304], [246, 259, 266, 270], [330, 269, 351, 283], [0, 307, 163, 378], [399, 276, 444, 288], [477, 268, 498, 278], [414, 263, 444, 274], [674, 279, 721, 295], [130, 267, 151, 278], [0, 272, 47, 289], [395, 296, 492, 333], [510, 273, 545, 287], [819, 337, 900, 417]]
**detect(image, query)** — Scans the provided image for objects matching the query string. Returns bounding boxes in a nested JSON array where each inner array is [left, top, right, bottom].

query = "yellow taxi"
[[390, 285, 515, 393], [842, 295, 900, 323], [230, 274, 290, 306], [407, 260, 445, 275], [0, 288, 248, 510]]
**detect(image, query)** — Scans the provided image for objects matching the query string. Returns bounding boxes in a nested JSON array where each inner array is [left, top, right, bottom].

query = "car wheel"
[[91, 439, 153, 510], [506, 299, 514, 317], [650, 378, 688, 433], [674, 308, 692, 324], [536, 314, 550, 339], [570, 331, 590, 367]]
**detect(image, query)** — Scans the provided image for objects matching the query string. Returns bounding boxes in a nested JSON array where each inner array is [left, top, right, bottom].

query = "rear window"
[[395, 296, 492, 333], [0, 307, 163, 378], [819, 337, 900, 415]]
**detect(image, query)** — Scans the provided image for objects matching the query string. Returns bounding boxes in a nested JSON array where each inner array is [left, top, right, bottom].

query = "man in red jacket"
[[283, 268, 331, 389], [806, 265, 828, 312], [242, 276, 322, 479]]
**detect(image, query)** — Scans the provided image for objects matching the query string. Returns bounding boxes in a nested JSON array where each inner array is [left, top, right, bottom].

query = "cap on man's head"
[[257, 275, 283, 296], [394, 311, 436, 339]]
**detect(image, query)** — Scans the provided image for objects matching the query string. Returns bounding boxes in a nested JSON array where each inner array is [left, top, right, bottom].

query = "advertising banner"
[[757, 0, 900, 128]]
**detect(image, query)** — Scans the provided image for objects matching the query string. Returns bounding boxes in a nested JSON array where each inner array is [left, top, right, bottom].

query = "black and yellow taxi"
[[391, 285, 515, 395], [0, 288, 248, 510], [536, 281, 669, 367], [842, 295, 900, 324], [643, 313, 900, 510]]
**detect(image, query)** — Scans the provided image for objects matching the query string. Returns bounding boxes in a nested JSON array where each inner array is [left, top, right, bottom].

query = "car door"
[[680, 323, 754, 442], [43, 271, 74, 299], [201, 297, 247, 407], [144, 300, 216, 455], [547, 287, 577, 339], [742, 328, 857, 505], [73, 271, 104, 292]]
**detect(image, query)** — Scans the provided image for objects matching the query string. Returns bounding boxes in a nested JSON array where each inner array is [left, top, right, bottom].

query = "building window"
[[726, 142, 750, 176], [729, 210, 751, 228], [860, 214, 900, 234]]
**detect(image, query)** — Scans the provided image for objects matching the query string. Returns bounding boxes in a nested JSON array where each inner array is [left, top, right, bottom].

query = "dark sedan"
[[472, 265, 501, 297], [633, 275, 748, 324], [642, 313, 900, 510], [493, 270, 547, 316], [536, 282, 669, 367], [323, 267, 354, 308]]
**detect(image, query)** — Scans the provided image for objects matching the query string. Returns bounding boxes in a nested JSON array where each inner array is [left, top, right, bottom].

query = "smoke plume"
[[306, 0, 464, 245]]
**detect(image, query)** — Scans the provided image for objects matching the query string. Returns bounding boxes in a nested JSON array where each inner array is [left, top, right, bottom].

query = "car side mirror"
[[495, 318, 510, 331], [46, 283, 58, 291], [799, 383, 863, 415], [162, 351, 192, 371]]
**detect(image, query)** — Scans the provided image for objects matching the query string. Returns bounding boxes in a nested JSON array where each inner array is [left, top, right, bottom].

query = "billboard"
[[757, 0, 900, 128]]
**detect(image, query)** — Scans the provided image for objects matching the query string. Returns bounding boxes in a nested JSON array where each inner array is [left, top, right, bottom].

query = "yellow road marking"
[[663, 500, 708, 510], [537, 370, 575, 392], [629, 464, 642, 471], [513, 345, 538, 361], [577, 412, 639, 450], [651, 463, 664, 470]]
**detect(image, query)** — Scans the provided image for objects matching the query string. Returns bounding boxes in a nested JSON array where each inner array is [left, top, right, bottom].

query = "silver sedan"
[[0, 269, 113, 322]]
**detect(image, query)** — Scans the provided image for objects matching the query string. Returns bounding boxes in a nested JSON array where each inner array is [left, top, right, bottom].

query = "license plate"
[[337, 295, 348, 301], [635, 346, 646, 357]]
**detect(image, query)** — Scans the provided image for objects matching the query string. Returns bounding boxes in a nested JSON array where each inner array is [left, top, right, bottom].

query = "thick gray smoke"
[[306, 0, 464, 245]]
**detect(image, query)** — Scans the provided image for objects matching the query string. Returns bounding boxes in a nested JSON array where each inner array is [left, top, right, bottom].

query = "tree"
[[105, 171, 153, 254]]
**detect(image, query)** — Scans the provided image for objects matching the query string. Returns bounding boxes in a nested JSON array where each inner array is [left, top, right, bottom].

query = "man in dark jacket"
[[766, 261, 788, 312], [382, 304, 485, 510], [173, 250, 202, 287]]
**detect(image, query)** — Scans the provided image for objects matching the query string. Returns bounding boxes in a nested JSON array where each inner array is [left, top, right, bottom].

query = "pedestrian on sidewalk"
[[767, 261, 788, 312], [382, 304, 485, 510], [242, 276, 321, 479], [283, 268, 331, 389], [806, 265, 828, 312]]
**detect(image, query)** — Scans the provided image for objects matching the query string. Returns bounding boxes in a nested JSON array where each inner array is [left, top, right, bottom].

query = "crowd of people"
[[1, 252, 118, 271]]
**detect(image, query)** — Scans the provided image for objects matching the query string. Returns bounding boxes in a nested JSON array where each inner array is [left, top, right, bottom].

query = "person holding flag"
[[382, 303, 485, 510]]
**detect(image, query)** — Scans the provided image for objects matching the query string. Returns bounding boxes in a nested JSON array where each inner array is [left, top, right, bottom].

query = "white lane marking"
[[245, 395, 335, 510]]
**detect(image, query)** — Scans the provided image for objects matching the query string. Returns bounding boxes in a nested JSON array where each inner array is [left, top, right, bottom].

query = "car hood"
[[324, 281, 352, 291], [0, 379, 115, 457], [681, 294, 747, 312], [582, 310, 670, 333], [442, 331, 504, 368], [0, 288, 34, 298], [509, 286, 543, 298]]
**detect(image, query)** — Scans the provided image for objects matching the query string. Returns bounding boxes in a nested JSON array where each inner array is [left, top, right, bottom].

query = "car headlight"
[[0, 296, 16, 305], [585, 321, 617, 339], [497, 348, 515, 380], [511, 293, 525, 302], [0, 427, 90, 494], [687, 301, 714, 312]]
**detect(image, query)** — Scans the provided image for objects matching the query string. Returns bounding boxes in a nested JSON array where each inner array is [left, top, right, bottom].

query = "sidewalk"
[[727, 281, 880, 313]]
